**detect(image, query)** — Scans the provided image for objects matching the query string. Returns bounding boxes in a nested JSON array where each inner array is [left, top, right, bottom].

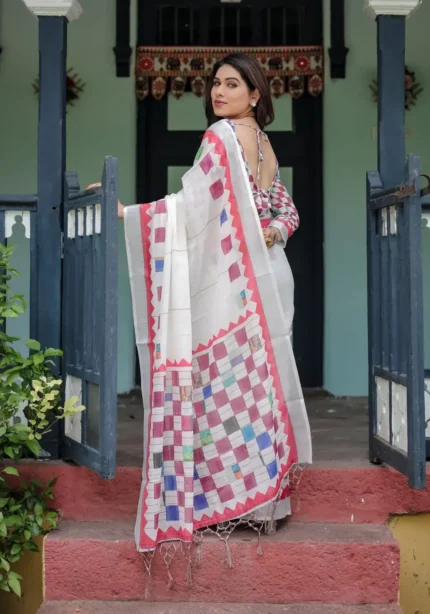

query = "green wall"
[[0, 0, 137, 392], [323, 0, 430, 395], [323, 1, 376, 395], [1, 0, 430, 396]]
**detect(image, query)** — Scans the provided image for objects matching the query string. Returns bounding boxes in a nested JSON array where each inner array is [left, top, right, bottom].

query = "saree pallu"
[[125, 119, 312, 553]]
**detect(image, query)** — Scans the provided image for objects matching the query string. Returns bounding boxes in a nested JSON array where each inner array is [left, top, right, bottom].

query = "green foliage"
[[0, 244, 84, 597]]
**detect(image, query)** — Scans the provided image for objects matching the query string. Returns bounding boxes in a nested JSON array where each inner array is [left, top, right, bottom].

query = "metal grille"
[[156, 6, 198, 45], [155, 4, 301, 47], [262, 7, 301, 45], [208, 6, 252, 46]]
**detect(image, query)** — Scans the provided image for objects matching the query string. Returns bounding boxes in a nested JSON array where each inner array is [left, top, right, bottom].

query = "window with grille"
[[208, 6, 252, 45], [155, 4, 302, 47], [156, 6, 199, 45], [262, 7, 302, 45]]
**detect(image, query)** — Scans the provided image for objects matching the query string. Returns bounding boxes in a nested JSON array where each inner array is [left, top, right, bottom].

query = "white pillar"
[[364, 0, 421, 18], [21, 0, 83, 21]]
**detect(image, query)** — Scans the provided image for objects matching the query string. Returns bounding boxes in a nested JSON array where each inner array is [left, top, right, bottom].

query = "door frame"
[[135, 0, 324, 388]]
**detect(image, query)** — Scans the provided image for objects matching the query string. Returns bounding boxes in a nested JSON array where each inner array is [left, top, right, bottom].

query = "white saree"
[[125, 119, 311, 553]]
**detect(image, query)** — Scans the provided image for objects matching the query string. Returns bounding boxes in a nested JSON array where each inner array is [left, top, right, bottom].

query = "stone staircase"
[[19, 460, 430, 613], [38, 604, 403, 613], [41, 520, 398, 603]]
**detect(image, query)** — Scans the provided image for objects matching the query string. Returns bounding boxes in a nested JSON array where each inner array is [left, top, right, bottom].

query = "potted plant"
[[0, 244, 84, 597]]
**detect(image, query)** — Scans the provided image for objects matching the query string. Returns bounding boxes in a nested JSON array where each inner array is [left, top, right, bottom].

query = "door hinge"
[[60, 232, 64, 259]]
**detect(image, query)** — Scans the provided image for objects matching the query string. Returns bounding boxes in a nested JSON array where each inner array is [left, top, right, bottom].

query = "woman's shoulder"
[[205, 119, 234, 135], [202, 120, 237, 147]]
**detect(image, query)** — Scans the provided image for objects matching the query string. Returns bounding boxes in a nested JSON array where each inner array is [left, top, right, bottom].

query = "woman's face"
[[211, 64, 259, 120]]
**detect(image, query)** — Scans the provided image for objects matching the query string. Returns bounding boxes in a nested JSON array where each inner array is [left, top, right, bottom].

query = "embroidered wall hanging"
[[135, 46, 324, 101], [370, 67, 422, 111]]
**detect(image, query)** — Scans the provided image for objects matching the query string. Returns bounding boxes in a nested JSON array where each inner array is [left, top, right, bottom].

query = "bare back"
[[233, 123, 278, 190]]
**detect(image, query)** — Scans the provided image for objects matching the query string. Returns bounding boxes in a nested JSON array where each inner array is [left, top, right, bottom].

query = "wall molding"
[[365, 0, 422, 18], [21, 0, 83, 21]]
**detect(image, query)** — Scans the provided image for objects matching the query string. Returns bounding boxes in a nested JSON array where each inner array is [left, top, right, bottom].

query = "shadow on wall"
[[388, 513, 430, 614], [3, 536, 43, 614]]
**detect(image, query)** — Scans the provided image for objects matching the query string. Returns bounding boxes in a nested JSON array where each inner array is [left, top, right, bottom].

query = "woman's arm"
[[268, 173, 299, 247]]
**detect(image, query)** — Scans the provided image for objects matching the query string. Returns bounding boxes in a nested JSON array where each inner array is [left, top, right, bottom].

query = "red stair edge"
[[38, 602, 403, 614], [11, 462, 430, 524], [43, 521, 400, 605]]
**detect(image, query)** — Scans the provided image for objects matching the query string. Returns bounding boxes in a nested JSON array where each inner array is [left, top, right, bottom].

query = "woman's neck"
[[228, 114, 259, 128]]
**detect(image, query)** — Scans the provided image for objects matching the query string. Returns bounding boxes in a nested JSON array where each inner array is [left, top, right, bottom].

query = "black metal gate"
[[367, 154, 426, 489]]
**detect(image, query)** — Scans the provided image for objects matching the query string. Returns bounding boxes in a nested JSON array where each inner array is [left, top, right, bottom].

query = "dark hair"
[[205, 52, 274, 130]]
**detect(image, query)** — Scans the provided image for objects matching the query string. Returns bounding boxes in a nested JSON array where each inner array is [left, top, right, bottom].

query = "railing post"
[[376, 15, 405, 187], [365, 0, 425, 483], [22, 0, 83, 457], [365, 0, 421, 185]]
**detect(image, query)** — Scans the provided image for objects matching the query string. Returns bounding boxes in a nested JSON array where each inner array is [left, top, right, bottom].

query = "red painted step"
[[38, 602, 403, 613], [15, 461, 430, 524], [44, 520, 399, 604]]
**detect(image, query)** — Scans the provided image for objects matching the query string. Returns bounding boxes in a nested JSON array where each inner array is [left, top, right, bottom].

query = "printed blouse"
[[227, 120, 299, 247]]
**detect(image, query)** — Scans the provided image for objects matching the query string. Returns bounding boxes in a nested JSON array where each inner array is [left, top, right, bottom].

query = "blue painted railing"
[[0, 197, 36, 244], [0, 157, 119, 479], [60, 157, 119, 479], [367, 154, 426, 489]]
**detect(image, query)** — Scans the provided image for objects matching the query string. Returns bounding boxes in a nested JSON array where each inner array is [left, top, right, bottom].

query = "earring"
[[251, 100, 257, 108]]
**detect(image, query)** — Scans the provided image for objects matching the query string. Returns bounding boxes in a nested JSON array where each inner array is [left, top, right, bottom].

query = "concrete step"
[[38, 603, 403, 613], [44, 520, 399, 604], [15, 461, 430, 525]]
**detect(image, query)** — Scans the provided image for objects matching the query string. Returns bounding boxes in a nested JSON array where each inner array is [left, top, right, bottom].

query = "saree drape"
[[125, 120, 312, 553]]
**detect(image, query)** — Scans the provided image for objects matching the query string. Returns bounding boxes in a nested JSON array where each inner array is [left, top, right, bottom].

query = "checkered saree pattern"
[[126, 122, 298, 551]]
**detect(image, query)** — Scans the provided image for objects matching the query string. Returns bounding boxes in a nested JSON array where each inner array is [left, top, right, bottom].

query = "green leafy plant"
[[0, 244, 84, 597]]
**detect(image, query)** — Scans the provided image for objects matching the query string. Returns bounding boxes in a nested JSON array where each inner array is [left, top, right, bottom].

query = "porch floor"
[[116, 390, 369, 468]]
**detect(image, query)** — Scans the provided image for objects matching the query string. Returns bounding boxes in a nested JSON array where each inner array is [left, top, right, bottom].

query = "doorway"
[[136, 0, 323, 387]]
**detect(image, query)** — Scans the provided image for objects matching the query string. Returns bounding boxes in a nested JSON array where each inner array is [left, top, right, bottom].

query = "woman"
[[90, 53, 311, 559]]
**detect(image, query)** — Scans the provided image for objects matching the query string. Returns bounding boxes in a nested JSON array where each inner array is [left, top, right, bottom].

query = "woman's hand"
[[85, 183, 125, 219], [263, 227, 281, 248]]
